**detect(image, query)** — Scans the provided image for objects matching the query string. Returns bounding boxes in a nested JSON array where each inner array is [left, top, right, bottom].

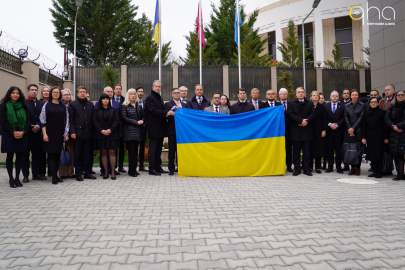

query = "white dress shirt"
[[267, 100, 275, 107]]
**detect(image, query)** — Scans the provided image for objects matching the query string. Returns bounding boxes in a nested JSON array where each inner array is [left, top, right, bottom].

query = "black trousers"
[[371, 160, 383, 175], [326, 133, 343, 170], [309, 157, 322, 170], [126, 140, 139, 175], [117, 137, 125, 169], [74, 138, 92, 175], [168, 135, 177, 172], [22, 144, 41, 177], [90, 140, 95, 171], [40, 149, 49, 176], [48, 152, 60, 181], [139, 140, 146, 167], [293, 140, 311, 171], [285, 134, 292, 169], [149, 138, 163, 171]]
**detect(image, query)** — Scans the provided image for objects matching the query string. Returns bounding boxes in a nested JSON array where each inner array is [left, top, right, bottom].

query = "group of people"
[[1, 80, 404, 188]]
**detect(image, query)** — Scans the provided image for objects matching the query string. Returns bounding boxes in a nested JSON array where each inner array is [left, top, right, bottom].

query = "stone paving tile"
[[1, 168, 405, 269]]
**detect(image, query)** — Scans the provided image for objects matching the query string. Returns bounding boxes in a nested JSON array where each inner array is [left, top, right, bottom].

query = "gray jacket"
[[204, 105, 228, 114]]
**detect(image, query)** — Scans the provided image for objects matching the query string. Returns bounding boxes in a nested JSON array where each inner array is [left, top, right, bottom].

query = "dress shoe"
[[383, 171, 393, 175], [392, 176, 401, 181], [315, 169, 322, 174], [325, 169, 333, 173], [68, 175, 76, 179], [103, 174, 109, 179], [15, 179, 23, 187], [52, 179, 58, 185], [157, 168, 169, 174], [76, 176, 84, 181], [23, 177, 29, 183], [118, 168, 126, 173], [9, 179, 17, 188], [114, 170, 121, 176], [149, 169, 161, 176], [32, 175, 43, 180], [128, 173, 137, 177], [287, 167, 293, 172], [84, 174, 96, 180], [293, 170, 301, 176], [90, 170, 96, 174], [57, 178, 63, 183], [348, 168, 356, 175], [169, 171, 174, 175], [368, 173, 377, 177], [304, 171, 313, 176], [355, 168, 361, 176], [60, 176, 67, 180], [375, 174, 382, 178], [111, 176, 116, 180], [337, 169, 344, 174], [139, 166, 149, 172], [175, 168, 178, 172], [343, 166, 350, 171]]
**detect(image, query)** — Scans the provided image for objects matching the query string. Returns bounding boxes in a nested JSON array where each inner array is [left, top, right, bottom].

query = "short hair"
[[27, 84, 38, 91], [114, 84, 122, 90], [123, 88, 139, 106], [136, 86, 144, 91], [172, 88, 180, 93], [40, 86, 50, 100], [104, 86, 112, 92], [238, 88, 246, 94], [370, 89, 379, 94], [350, 89, 359, 95], [251, 88, 259, 93], [266, 90, 275, 95], [343, 88, 350, 92], [330, 90, 339, 96], [49, 86, 62, 101], [179, 86, 188, 91], [386, 84, 396, 90], [279, 88, 288, 94], [153, 80, 162, 87], [296, 87, 305, 92], [77, 86, 87, 93], [212, 93, 221, 98], [194, 84, 203, 90]]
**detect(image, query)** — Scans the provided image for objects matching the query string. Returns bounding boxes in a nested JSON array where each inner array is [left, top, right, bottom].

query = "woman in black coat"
[[344, 89, 365, 175], [0, 86, 30, 188], [92, 94, 119, 180], [385, 90, 405, 181], [361, 97, 389, 178], [121, 89, 145, 177], [309, 91, 327, 173], [40, 87, 69, 185]]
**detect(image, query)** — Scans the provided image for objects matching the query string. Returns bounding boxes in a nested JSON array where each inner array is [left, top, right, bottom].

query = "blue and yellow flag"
[[174, 106, 286, 177], [153, 0, 159, 44], [234, 6, 242, 46]]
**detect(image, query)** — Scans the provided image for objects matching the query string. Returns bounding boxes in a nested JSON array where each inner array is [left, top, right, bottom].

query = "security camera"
[[65, 32, 70, 37]]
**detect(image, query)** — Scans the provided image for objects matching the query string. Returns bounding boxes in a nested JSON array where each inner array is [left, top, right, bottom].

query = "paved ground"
[[0, 168, 405, 270]]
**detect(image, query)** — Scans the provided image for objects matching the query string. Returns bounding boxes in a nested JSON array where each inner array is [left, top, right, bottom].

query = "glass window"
[[298, 22, 313, 36], [341, 44, 354, 57], [335, 16, 352, 30], [268, 31, 276, 60], [268, 31, 275, 43], [270, 43, 276, 60], [336, 29, 353, 44]]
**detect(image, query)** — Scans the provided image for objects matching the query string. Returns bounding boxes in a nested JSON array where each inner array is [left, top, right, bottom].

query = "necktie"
[[254, 102, 258, 110], [283, 102, 286, 110], [333, 103, 336, 114], [270, 102, 273, 107], [215, 106, 218, 113], [198, 98, 201, 105], [177, 101, 180, 108]]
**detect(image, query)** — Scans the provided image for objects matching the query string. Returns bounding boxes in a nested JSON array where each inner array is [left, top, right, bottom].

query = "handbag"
[[382, 144, 394, 173], [342, 137, 363, 165], [60, 142, 72, 166]]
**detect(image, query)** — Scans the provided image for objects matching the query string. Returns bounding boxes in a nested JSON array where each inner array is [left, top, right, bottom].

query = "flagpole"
[[199, 0, 202, 85], [159, 0, 162, 82], [237, 0, 241, 88]]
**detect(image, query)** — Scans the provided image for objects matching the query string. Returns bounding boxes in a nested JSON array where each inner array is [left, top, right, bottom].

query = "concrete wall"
[[369, 0, 405, 93]]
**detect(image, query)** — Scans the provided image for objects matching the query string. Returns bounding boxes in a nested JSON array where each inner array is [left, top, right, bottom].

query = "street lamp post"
[[73, 0, 83, 100], [302, 0, 321, 90]]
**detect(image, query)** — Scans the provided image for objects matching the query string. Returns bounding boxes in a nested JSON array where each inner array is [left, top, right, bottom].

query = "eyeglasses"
[[173, 92, 180, 94], [62, 94, 70, 97], [370, 101, 378, 104]]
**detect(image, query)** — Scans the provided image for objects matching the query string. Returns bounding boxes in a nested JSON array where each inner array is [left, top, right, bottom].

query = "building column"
[[360, 2, 370, 63], [359, 68, 366, 93], [275, 22, 283, 61], [314, 11, 324, 66], [121, 65, 127, 96], [223, 66, 229, 97], [315, 67, 323, 93], [271, 66, 278, 92], [172, 65, 179, 88], [21, 60, 40, 88]]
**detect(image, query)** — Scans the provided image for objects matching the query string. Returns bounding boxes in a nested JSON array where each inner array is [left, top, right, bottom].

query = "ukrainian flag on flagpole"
[[174, 106, 286, 177], [153, 0, 159, 44]]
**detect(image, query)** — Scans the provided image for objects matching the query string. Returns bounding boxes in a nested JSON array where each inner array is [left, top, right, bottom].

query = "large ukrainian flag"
[[174, 106, 286, 177]]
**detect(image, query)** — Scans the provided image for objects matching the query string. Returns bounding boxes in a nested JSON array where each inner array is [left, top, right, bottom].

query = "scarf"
[[6, 100, 26, 131]]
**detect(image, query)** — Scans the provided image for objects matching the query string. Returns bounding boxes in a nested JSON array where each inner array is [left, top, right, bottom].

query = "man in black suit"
[[145, 80, 174, 175], [340, 88, 351, 106], [260, 90, 282, 109], [250, 88, 265, 110], [22, 84, 46, 182], [165, 88, 187, 175], [230, 88, 255, 115], [69, 86, 96, 181], [186, 84, 211, 110], [287, 87, 316, 176], [113, 84, 126, 173], [136, 87, 148, 172], [325, 90, 345, 173], [278, 88, 293, 172]]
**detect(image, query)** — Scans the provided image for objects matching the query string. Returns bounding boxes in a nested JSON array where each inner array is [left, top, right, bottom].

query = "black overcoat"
[[144, 90, 168, 139], [286, 98, 316, 141], [26, 99, 44, 146], [92, 107, 119, 141], [344, 101, 365, 142], [361, 107, 388, 161], [311, 103, 327, 157], [385, 102, 405, 155]]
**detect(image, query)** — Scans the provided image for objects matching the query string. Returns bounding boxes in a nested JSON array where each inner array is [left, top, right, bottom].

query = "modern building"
[[252, 0, 370, 69]]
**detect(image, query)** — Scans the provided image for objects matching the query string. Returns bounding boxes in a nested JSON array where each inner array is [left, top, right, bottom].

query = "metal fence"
[[0, 49, 21, 74], [178, 66, 223, 100], [322, 68, 360, 98], [365, 69, 371, 92], [39, 68, 62, 87], [229, 67, 271, 100], [277, 67, 317, 98], [127, 66, 173, 101], [76, 66, 121, 101]]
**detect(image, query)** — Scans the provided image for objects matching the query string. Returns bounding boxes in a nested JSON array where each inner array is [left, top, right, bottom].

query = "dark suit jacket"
[[186, 95, 211, 110], [249, 100, 265, 110], [260, 100, 282, 109], [26, 99, 44, 146], [92, 107, 119, 141], [145, 90, 168, 138], [286, 98, 316, 141], [324, 101, 345, 140], [165, 100, 187, 136], [113, 95, 125, 105], [230, 101, 255, 115], [68, 99, 94, 139]]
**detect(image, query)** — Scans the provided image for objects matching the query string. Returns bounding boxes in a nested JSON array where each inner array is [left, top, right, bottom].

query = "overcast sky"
[[0, 0, 277, 68]]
